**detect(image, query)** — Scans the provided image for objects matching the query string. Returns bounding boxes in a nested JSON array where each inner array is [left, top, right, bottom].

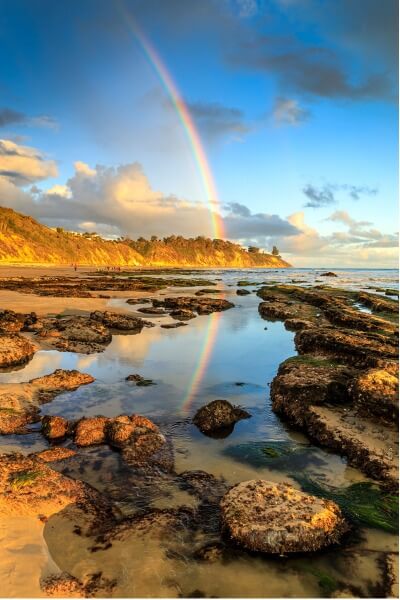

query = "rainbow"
[[118, 2, 225, 239], [118, 3, 225, 411], [181, 311, 221, 412]]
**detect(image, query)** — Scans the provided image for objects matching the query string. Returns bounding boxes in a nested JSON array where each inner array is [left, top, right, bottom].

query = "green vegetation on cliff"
[[0, 207, 291, 268]]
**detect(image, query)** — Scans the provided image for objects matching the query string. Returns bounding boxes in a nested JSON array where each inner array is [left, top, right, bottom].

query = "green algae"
[[222, 440, 316, 470], [295, 478, 399, 534], [282, 355, 341, 368], [9, 469, 42, 490]]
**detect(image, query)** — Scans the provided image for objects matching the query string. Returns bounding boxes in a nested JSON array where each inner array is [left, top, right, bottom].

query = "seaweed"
[[295, 478, 399, 534], [9, 469, 42, 490], [222, 440, 316, 470], [298, 565, 338, 595]]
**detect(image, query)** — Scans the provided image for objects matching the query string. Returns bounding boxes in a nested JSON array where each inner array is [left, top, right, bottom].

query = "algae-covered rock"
[[0, 333, 36, 369], [0, 453, 92, 517], [193, 399, 250, 434], [220, 479, 347, 554]]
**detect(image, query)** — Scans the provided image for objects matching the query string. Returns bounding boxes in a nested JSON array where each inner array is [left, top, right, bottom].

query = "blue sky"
[[0, 0, 398, 266]]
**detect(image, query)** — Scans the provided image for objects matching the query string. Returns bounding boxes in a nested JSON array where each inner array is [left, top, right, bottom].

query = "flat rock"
[[220, 479, 347, 554], [35, 447, 77, 462], [154, 296, 234, 316], [90, 310, 154, 331], [0, 453, 90, 517]]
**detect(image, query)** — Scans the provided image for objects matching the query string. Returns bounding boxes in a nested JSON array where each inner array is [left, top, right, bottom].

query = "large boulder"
[[193, 400, 250, 434], [220, 480, 347, 554], [0, 333, 36, 368]]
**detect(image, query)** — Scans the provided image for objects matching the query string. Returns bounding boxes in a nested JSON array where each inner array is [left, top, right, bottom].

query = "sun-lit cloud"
[[0, 138, 57, 185]]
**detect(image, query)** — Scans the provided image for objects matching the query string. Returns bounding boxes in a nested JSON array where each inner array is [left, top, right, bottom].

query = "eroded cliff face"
[[0, 207, 291, 267]]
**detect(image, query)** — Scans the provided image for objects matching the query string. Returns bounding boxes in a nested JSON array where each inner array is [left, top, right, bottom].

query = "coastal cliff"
[[0, 207, 291, 268]]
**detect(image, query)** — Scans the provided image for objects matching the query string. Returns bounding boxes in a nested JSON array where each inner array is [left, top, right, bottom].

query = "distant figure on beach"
[[74, 263, 77, 272]]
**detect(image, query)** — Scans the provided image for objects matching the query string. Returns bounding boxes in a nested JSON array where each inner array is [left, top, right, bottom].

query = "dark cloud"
[[231, 38, 394, 101], [225, 202, 251, 217], [303, 184, 335, 208], [0, 108, 26, 127], [303, 183, 378, 208], [0, 108, 58, 130], [224, 203, 299, 239], [272, 96, 310, 125], [185, 101, 250, 142]]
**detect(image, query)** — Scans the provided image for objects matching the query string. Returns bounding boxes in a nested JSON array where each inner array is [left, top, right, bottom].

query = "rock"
[[154, 296, 234, 316], [237, 281, 258, 286], [90, 310, 154, 331], [0, 310, 37, 334], [220, 479, 347, 554], [121, 431, 174, 473], [160, 322, 187, 329], [271, 358, 353, 426], [74, 416, 109, 447], [193, 400, 250, 434], [126, 297, 152, 305], [195, 289, 220, 296], [295, 328, 398, 370], [41, 415, 69, 440], [40, 573, 85, 598], [38, 316, 112, 354], [178, 470, 228, 505], [236, 289, 251, 296], [357, 291, 398, 314], [348, 368, 398, 421], [170, 308, 197, 320], [0, 369, 94, 435], [106, 414, 159, 448], [320, 272, 338, 277], [35, 447, 77, 462], [95, 507, 194, 545], [31, 369, 95, 397], [125, 374, 155, 386], [137, 306, 166, 315], [0, 453, 103, 518], [0, 333, 36, 369]]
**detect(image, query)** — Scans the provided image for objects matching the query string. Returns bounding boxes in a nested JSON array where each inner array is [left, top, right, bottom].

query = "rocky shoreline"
[[257, 285, 398, 489], [0, 271, 397, 597]]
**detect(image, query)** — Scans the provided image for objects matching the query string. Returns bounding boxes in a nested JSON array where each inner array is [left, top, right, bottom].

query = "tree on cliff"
[[272, 246, 280, 256], [248, 246, 260, 253]]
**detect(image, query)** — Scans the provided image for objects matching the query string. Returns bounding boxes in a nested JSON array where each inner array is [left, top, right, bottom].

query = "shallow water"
[[0, 269, 398, 598]]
